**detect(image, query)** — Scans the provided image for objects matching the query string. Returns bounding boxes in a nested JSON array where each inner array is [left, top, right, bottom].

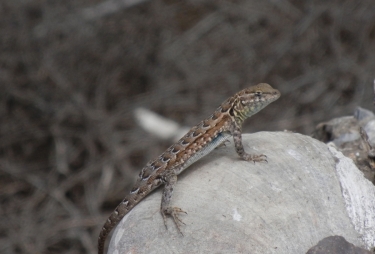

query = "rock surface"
[[108, 132, 375, 254]]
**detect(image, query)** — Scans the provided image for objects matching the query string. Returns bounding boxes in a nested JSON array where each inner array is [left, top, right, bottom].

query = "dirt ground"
[[1, 0, 375, 253]]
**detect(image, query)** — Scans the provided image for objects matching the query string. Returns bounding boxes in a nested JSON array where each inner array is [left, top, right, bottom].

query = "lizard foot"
[[243, 154, 268, 163], [161, 207, 187, 235]]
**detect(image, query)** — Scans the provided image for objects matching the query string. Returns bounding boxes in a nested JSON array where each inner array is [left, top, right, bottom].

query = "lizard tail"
[[98, 179, 162, 253], [98, 199, 130, 254], [97, 188, 154, 254], [98, 227, 107, 254]]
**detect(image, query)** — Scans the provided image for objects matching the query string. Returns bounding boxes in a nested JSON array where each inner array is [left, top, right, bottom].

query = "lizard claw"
[[243, 154, 268, 163], [161, 207, 187, 235]]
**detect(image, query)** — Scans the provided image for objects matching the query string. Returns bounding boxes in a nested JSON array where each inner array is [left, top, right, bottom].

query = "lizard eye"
[[255, 91, 262, 97]]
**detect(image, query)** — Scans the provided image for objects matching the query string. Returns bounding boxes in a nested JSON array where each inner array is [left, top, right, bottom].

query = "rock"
[[306, 235, 372, 254], [108, 132, 375, 254], [313, 107, 375, 183]]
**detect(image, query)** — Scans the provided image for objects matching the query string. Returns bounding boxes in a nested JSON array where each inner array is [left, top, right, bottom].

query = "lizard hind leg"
[[160, 171, 187, 235]]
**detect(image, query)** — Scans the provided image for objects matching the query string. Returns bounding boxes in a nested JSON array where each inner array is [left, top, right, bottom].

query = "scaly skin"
[[98, 83, 280, 254]]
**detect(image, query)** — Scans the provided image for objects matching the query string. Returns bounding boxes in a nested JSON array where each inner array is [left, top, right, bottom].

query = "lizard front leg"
[[160, 170, 187, 234], [231, 122, 267, 163]]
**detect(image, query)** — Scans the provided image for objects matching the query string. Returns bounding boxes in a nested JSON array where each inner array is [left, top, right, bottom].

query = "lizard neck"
[[231, 96, 276, 125], [230, 100, 258, 125]]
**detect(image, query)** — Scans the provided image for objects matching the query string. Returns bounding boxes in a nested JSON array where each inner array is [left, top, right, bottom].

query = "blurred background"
[[1, 0, 375, 253]]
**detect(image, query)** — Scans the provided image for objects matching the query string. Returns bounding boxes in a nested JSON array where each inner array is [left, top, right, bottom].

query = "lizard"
[[98, 83, 280, 254]]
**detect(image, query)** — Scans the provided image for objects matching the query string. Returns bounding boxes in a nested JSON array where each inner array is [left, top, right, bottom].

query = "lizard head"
[[231, 83, 280, 123]]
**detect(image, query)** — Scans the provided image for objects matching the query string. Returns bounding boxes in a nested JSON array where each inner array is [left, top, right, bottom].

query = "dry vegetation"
[[1, 0, 375, 253]]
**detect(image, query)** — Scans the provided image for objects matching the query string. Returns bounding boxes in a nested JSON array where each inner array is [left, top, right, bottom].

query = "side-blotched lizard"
[[98, 83, 280, 254]]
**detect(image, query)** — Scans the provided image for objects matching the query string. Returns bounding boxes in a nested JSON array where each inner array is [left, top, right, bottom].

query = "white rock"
[[108, 132, 375, 254]]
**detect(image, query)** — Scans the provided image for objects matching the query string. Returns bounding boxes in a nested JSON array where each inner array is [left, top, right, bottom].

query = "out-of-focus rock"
[[313, 107, 375, 183], [306, 235, 373, 254]]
